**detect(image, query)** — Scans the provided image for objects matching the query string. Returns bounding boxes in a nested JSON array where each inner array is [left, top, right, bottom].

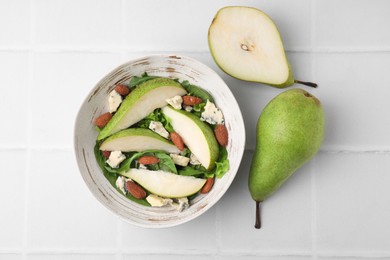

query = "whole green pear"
[[248, 88, 324, 229]]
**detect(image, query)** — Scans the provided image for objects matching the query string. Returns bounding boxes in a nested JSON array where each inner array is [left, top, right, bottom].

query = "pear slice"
[[98, 78, 187, 140], [161, 106, 219, 170], [208, 6, 316, 88], [122, 168, 206, 198], [100, 128, 180, 154]]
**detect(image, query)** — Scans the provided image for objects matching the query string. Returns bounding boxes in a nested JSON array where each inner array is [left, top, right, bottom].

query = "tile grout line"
[[22, 0, 35, 258], [310, 158, 318, 260], [2, 145, 390, 154], [2, 45, 390, 54], [310, 0, 318, 259], [3, 248, 390, 258], [115, 1, 127, 259]]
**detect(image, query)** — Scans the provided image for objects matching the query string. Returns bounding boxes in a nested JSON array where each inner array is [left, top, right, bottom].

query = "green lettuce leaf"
[[129, 72, 160, 88], [213, 147, 229, 178]]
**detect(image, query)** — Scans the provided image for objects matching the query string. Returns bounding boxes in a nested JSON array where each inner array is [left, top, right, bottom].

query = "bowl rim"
[[74, 54, 246, 228]]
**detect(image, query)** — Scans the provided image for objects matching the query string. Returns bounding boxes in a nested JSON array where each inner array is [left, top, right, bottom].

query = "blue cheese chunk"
[[183, 105, 193, 112], [108, 90, 123, 113], [149, 121, 169, 139], [146, 194, 173, 207], [200, 100, 224, 125], [107, 151, 126, 168], [115, 176, 126, 195], [189, 153, 201, 165], [171, 197, 189, 212], [166, 95, 183, 110], [138, 163, 147, 170], [170, 154, 190, 167]]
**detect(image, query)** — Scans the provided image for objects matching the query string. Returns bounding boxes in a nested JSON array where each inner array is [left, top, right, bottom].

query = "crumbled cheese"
[[108, 90, 123, 113], [146, 194, 173, 207], [200, 100, 224, 125], [170, 154, 190, 167], [189, 153, 201, 165], [170, 197, 189, 212], [138, 163, 147, 169], [107, 151, 126, 168], [183, 105, 193, 112], [115, 176, 126, 194], [149, 121, 169, 139], [166, 95, 183, 110]]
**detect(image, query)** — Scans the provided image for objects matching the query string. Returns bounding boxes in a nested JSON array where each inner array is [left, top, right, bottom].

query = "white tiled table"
[[1, 1, 390, 259]]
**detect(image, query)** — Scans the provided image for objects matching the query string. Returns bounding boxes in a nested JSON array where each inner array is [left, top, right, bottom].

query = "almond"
[[170, 132, 185, 151], [201, 177, 214, 194], [182, 95, 202, 106], [115, 84, 130, 96], [214, 124, 228, 147], [138, 155, 160, 165], [102, 150, 111, 159], [125, 180, 147, 199], [95, 112, 112, 128]]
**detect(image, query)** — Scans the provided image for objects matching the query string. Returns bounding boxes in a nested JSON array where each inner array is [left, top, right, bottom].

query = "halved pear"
[[100, 128, 180, 154], [122, 168, 206, 198], [208, 6, 316, 88], [162, 106, 219, 170], [98, 78, 187, 140]]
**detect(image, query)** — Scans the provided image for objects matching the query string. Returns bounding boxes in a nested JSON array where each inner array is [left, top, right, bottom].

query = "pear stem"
[[294, 80, 318, 88], [255, 201, 261, 229]]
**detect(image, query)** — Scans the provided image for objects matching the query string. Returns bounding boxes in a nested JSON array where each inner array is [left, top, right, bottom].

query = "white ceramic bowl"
[[74, 54, 245, 228]]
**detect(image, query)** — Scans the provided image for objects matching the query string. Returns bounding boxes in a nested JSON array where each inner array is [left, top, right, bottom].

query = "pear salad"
[[94, 73, 229, 211]]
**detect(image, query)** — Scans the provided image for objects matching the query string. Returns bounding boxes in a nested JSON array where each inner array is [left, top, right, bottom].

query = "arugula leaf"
[[147, 152, 177, 174], [181, 80, 214, 102], [115, 149, 178, 174], [178, 166, 206, 176], [192, 102, 206, 118], [134, 108, 174, 132], [129, 72, 159, 88], [93, 143, 149, 206], [178, 148, 229, 179], [180, 148, 191, 157]]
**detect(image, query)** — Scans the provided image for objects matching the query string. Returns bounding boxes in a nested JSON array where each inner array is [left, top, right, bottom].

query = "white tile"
[[31, 52, 121, 148], [0, 52, 29, 147], [120, 207, 217, 253], [123, 255, 211, 260], [0, 0, 30, 46], [315, 152, 390, 253], [0, 255, 22, 260], [34, 0, 122, 46], [318, 258, 387, 260], [247, 0, 312, 50], [26, 254, 116, 260], [123, 0, 311, 51], [316, 0, 390, 48], [0, 150, 26, 248], [218, 151, 312, 253], [218, 257, 312, 260], [26, 150, 118, 249], [315, 53, 390, 150]]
